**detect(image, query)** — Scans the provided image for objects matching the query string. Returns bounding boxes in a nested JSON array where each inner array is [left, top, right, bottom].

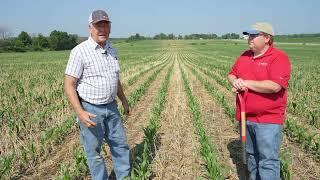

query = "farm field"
[[0, 40, 320, 180]]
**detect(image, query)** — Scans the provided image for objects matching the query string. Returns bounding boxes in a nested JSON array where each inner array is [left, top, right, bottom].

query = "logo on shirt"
[[259, 62, 268, 66]]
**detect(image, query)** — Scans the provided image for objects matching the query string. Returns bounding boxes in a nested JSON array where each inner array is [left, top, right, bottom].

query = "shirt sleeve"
[[65, 48, 84, 78], [229, 58, 240, 77], [229, 51, 251, 77], [269, 53, 291, 88]]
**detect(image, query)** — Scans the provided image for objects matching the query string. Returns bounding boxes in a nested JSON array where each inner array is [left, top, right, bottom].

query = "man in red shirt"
[[227, 22, 291, 180]]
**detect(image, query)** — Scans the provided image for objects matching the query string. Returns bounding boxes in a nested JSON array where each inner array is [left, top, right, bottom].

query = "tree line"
[[126, 33, 240, 42], [127, 33, 320, 42], [1, 28, 320, 53], [0, 30, 78, 53]]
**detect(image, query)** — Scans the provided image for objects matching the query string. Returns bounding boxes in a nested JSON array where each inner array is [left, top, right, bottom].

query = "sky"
[[1, 0, 319, 38]]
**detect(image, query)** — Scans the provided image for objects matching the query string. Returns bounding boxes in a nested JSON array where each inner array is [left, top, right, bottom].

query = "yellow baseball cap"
[[243, 22, 275, 36]]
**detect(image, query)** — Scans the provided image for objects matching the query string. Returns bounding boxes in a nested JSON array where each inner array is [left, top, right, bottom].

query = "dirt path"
[[150, 54, 204, 179]]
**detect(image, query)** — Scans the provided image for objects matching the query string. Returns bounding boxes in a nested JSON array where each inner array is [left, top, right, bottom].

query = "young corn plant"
[[130, 63, 173, 179], [180, 62, 224, 180], [280, 149, 292, 180], [284, 118, 320, 160], [0, 154, 15, 179], [126, 59, 169, 87], [57, 164, 72, 180], [119, 63, 168, 120]]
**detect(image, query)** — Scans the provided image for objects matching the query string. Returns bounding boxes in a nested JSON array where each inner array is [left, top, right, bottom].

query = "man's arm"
[[244, 80, 282, 93], [117, 80, 130, 115], [64, 75, 96, 127], [227, 74, 281, 94]]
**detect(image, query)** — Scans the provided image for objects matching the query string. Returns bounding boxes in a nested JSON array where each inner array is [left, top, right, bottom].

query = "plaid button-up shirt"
[[65, 37, 120, 105]]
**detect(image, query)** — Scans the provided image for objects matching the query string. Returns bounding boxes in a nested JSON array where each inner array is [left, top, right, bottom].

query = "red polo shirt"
[[229, 46, 291, 124]]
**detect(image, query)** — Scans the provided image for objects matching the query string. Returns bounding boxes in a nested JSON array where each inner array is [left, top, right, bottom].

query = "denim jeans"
[[78, 101, 130, 180], [245, 120, 282, 180]]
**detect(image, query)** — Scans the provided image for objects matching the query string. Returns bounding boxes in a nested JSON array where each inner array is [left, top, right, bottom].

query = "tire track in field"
[[181, 59, 241, 179], [150, 53, 204, 179]]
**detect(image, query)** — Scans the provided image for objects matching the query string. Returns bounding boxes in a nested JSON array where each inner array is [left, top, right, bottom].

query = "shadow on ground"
[[227, 138, 250, 180], [109, 133, 162, 180]]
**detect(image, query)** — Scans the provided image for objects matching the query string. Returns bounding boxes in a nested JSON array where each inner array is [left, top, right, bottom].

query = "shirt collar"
[[88, 36, 110, 51], [251, 45, 274, 59]]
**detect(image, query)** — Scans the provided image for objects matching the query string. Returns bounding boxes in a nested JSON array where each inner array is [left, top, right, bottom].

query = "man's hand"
[[232, 87, 239, 93], [77, 110, 97, 127], [122, 101, 130, 116], [65, 75, 97, 127], [232, 78, 247, 91], [117, 80, 130, 116]]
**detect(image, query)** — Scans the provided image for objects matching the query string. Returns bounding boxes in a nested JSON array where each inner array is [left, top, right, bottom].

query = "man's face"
[[247, 33, 270, 52], [89, 21, 111, 45]]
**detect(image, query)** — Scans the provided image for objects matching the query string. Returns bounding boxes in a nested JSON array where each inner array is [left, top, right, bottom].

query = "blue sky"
[[1, 0, 319, 38]]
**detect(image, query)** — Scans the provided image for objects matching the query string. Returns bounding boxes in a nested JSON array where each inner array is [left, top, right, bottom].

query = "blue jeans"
[[246, 120, 282, 180], [78, 101, 130, 180]]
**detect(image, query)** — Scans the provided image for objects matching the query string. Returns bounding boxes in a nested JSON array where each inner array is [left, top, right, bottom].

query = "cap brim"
[[243, 29, 259, 35], [91, 19, 111, 24]]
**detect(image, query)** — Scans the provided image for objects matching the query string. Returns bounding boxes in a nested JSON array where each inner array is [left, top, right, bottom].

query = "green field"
[[275, 36, 320, 43], [0, 40, 319, 179]]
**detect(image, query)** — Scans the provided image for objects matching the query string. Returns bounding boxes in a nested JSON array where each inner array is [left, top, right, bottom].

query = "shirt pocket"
[[83, 57, 99, 76], [105, 57, 120, 79]]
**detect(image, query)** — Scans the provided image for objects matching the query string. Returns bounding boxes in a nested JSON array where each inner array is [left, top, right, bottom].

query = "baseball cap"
[[88, 10, 111, 24], [243, 22, 275, 36]]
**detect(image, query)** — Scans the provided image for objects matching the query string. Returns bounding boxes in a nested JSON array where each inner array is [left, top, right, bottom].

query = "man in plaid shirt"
[[64, 10, 130, 180]]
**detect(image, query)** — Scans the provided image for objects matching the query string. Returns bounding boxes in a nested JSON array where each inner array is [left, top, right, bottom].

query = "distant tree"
[[68, 34, 78, 48], [221, 33, 240, 39], [32, 34, 49, 48], [0, 38, 14, 52], [153, 33, 218, 40], [184, 35, 190, 39], [153, 33, 168, 40], [231, 33, 240, 39], [208, 33, 218, 39], [10, 39, 27, 52], [127, 33, 146, 42], [49, 30, 77, 50], [17, 31, 32, 46], [168, 33, 175, 40], [134, 33, 141, 39]]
